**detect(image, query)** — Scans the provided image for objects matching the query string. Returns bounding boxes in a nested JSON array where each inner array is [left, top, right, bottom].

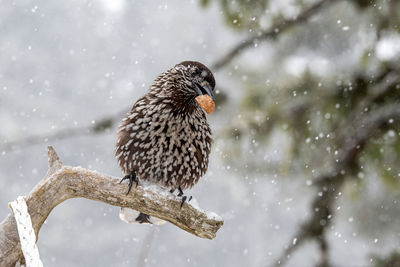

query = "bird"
[[115, 61, 215, 224]]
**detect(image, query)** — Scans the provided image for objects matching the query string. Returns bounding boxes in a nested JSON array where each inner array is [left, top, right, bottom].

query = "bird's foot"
[[119, 171, 139, 195], [176, 186, 192, 208]]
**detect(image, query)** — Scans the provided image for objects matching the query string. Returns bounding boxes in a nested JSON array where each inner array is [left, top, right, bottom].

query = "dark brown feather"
[[115, 61, 214, 190]]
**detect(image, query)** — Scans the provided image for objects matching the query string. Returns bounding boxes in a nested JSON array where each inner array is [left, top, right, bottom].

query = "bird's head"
[[157, 61, 216, 114]]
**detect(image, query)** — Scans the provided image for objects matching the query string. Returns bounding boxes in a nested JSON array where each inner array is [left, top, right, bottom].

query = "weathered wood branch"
[[0, 146, 223, 266]]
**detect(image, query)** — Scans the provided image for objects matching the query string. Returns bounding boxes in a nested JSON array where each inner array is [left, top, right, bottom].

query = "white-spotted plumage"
[[115, 61, 214, 191]]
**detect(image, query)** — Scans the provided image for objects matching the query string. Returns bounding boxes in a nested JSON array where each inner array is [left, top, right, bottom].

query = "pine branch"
[[0, 0, 338, 151], [211, 0, 337, 70], [272, 103, 400, 266], [0, 146, 223, 266]]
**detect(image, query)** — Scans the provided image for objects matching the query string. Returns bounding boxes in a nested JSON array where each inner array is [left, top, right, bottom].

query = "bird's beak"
[[194, 83, 215, 114]]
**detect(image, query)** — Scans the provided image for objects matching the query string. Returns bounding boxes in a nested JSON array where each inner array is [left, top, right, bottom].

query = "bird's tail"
[[119, 208, 166, 225], [135, 212, 152, 224]]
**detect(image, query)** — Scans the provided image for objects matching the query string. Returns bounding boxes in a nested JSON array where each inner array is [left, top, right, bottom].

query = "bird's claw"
[[119, 171, 139, 195], [177, 186, 184, 197], [180, 196, 187, 208], [176, 186, 192, 208]]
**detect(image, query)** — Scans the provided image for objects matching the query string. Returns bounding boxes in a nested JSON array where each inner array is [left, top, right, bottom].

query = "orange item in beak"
[[195, 95, 215, 114]]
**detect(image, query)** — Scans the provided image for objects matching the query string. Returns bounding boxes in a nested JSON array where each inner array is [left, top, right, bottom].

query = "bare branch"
[[211, 0, 337, 70], [0, 146, 223, 266], [0, 0, 339, 153], [316, 235, 330, 267], [1, 112, 123, 153]]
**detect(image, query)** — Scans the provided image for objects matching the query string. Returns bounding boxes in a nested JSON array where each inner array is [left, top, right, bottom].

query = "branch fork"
[[0, 146, 223, 266]]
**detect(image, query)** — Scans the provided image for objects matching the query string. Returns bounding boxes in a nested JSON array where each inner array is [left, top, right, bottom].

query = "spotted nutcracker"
[[115, 61, 215, 224]]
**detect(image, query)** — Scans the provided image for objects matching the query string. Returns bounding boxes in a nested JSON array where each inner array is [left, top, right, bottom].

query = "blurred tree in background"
[[201, 0, 400, 266], [1, 0, 399, 266]]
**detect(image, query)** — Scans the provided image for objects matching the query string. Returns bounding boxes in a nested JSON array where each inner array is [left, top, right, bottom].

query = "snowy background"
[[1, 0, 399, 266]]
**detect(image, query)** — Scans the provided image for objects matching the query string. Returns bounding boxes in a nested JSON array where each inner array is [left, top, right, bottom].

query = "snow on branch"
[[0, 146, 224, 266]]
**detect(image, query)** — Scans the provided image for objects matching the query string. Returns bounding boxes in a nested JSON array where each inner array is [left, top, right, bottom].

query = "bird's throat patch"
[[195, 95, 215, 114]]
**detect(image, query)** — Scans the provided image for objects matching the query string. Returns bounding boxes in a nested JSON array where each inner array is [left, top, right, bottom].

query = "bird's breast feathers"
[[115, 95, 212, 189]]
